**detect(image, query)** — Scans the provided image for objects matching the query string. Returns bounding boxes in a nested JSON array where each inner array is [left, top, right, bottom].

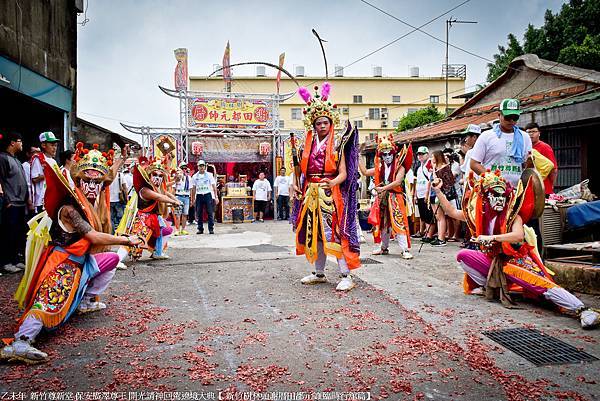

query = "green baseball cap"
[[499, 98, 522, 116], [417, 146, 429, 154], [39, 131, 60, 143]]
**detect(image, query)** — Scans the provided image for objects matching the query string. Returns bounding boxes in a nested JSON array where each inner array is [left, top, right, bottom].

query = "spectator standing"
[[252, 172, 272, 222], [411, 147, 434, 239], [0, 132, 29, 273], [430, 150, 456, 247], [30, 132, 60, 213], [470, 99, 532, 188], [121, 163, 134, 198], [525, 122, 557, 195], [274, 167, 291, 220], [59, 149, 76, 188], [21, 146, 40, 218], [108, 168, 128, 232], [174, 164, 191, 235], [191, 160, 218, 234], [460, 124, 482, 180]]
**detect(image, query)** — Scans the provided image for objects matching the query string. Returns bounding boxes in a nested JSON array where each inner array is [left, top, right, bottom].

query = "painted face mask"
[[382, 151, 394, 165], [80, 170, 103, 202], [151, 172, 164, 187], [487, 188, 507, 212]]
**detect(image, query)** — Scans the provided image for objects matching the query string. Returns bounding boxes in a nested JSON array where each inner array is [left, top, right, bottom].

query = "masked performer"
[[433, 170, 599, 329], [128, 156, 181, 260], [359, 135, 413, 259], [1, 144, 142, 363], [290, 83, 360, 291]]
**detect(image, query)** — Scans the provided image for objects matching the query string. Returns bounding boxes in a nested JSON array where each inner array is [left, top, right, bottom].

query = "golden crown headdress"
[[72, 142, 114, 180], [376, 133, 397, 154], [298, 82, 341, 130], [479, 169, 508, 193], [139, 156, 168, 175]]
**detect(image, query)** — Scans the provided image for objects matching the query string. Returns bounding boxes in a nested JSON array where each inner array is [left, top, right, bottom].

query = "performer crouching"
[[291, 83, 361, 291], [1, 145, 142, 363], [432, 170, 599, 329]]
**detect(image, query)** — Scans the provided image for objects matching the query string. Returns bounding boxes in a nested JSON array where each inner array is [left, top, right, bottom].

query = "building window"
[[278, 120, 285, 128], [392, 95, 401, 103], [291, 108, 302, 120], [368, 133, 376, 141], [392, 120, 399, 128], [430, 95, 439, 104], [407, 108, 419, 114], [353, 95, 363, 104], [368, 108, 381, 120], [353, 120, 363, 128]]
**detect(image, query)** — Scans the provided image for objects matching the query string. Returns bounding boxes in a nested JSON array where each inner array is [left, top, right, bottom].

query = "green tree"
[[396, 105, 444, 132], [487, 0, 600, 82]]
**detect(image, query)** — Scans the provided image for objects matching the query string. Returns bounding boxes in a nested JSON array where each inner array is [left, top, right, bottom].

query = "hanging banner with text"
[[188, 97, 274, 130]]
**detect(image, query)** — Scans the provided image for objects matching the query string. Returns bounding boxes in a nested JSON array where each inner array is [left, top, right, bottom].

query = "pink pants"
[[456, 249, 584, 312], [15, 252, 119, 341]]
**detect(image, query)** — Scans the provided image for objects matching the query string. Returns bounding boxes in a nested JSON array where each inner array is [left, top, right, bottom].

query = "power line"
[[78, 111, 145, 126]]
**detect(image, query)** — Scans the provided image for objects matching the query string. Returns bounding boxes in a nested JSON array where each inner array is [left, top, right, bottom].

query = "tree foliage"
[[396, 105, 444, 132], [487, 0, 600, 82]]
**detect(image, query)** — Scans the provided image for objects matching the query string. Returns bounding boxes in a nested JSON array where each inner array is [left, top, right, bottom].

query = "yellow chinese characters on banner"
[[188, 98, 273, 129]]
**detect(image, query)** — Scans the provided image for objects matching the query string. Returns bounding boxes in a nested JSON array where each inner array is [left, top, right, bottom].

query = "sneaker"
[[359, 235, 366, 244], [209, 230, 214, 234], [116, 262, 128, 270], [15, 262, 26, 269], [259, 219, 264, 223], [0, 339, 48, 364], [430, 238, 447, 247], [78, 296, 107, 314], [580, 309, 600, 329], [372, 248, 389, 255], [174, 231, 182, 236], [2, 264, 22, 274], [196, 230, 204, 234], [150, 253, 170, 260], [300, 272, 327, 285], [401, 251, 414, 260], [181, 230, 189, 235], [421, 236, 433, 244], [336, 275, 355, 291], [411, 232, 424, 239]]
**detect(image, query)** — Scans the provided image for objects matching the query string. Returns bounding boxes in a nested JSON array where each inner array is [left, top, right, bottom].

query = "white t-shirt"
[[274, 175, 290, 196], [30, 155, 56, 207], [175, 175, 191, 196], [122, 172, 133, 196], [470, 127, 532, 188], [252, 179, 272, 201], [22, 161, 32, 202], [109, 172, 123, 203], [461, 148, 474, 177], [415, 163, 431, 199], [192, 171, 216, 196]]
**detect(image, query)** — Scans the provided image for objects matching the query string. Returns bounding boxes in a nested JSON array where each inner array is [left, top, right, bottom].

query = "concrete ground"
[[1, 220, 599, 400]]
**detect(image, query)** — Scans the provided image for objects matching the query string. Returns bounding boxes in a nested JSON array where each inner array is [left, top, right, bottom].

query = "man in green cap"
[[30, 131, 60, 213], [470, 99, 532, 188]]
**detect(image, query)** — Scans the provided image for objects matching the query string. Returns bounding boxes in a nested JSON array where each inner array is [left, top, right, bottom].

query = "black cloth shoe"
[[421, 236, 433, 243], [197, 230, 204, 234], [430, 238, 447, 247]]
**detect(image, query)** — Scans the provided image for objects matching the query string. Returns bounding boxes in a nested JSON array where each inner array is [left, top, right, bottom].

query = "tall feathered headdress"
[[298, 82, 340, 130]]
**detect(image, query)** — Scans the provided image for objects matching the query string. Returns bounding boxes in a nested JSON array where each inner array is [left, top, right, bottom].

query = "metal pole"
[[445, 19, 450, 116]]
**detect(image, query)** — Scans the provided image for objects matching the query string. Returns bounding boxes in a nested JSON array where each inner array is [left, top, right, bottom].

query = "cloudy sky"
[[77, 0, 565, 141]]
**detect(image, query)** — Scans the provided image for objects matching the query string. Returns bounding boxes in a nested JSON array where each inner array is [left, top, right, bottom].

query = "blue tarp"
[[566, 200, 600, 230]]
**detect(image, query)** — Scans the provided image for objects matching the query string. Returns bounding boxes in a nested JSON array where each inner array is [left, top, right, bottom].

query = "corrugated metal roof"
[[524, 89, 600, 112]]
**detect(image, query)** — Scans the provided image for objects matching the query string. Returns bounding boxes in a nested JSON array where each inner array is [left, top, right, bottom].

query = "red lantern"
[[191, 141, 204, 156], [258, 142, 271, 156]]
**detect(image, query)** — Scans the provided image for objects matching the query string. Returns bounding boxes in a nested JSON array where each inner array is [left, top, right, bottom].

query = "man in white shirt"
[[460, 124, 482, 179], [174, 163, 191, 235], [252, 172, 272, 222], [108, 169, 127, 232], [190, 160, 218, 234], [470, 99, 532, 188], [273, 167, 290, 220], [412, 147, 434, 239], [21, 146, 40, 217], [121, 164, 134, 198], [30, 132, 59, 213]]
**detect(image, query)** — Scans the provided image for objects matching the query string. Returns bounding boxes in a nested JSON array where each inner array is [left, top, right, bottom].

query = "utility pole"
[[445, 18, 477, 116]]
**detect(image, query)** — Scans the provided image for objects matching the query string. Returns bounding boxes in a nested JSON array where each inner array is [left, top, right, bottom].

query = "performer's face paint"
[[151, 171, 164, 187], [382, 151, 394, 165], [487, 187, 506, 211], [80, 170, 103, 202]]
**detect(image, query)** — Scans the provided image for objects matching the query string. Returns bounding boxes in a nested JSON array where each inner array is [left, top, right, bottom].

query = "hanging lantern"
[[258, 142, 271, 156], [191, 141, 204, 156]]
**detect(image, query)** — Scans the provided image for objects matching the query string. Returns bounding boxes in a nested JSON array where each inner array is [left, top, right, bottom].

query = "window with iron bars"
[[353, 95, 363, 104], [291, 108, 302, 120]]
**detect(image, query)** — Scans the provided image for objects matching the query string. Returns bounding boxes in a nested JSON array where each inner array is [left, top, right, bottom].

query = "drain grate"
[[360, 258, 383, 265], [483, 328, 598, 366], [243, 244, 290, 253]]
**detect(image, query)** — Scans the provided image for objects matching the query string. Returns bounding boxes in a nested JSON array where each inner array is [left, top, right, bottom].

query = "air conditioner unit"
[[364, 111, 370, 119], [381, 113, 388, 119], [381, 121, 388, 128]]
